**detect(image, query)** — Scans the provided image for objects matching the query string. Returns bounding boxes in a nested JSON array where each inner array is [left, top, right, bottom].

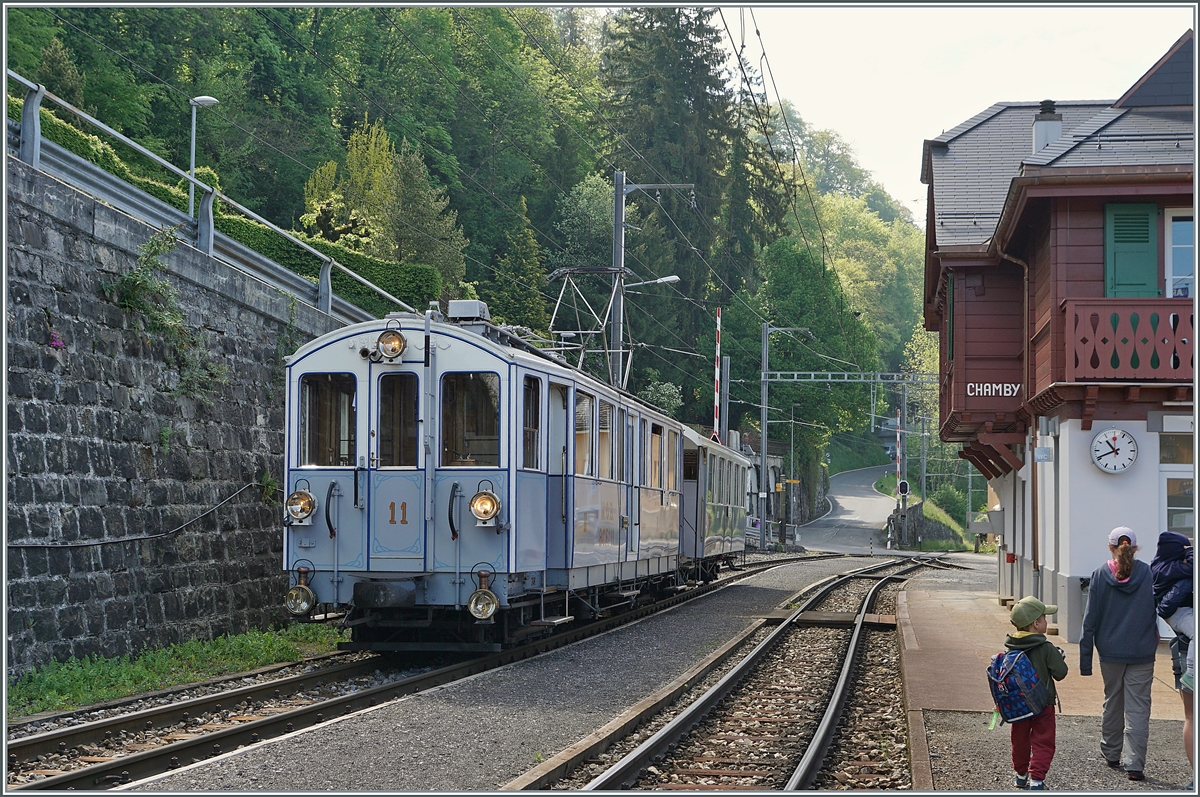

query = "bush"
[[931, 484, 967, 526]]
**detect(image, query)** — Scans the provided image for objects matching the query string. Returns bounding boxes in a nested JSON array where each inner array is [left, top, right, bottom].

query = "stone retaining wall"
[[6, 156, 343, 674]]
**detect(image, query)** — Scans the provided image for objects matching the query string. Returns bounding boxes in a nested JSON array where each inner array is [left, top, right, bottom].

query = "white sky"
[[715, 4, 1196, 227]]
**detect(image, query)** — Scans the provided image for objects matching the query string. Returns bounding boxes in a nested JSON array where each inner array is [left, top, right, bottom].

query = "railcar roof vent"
[[447, 300, 491, 322]]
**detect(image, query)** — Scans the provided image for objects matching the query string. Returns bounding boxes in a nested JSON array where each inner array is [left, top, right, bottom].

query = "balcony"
[[1066, 299, 1193, 381]]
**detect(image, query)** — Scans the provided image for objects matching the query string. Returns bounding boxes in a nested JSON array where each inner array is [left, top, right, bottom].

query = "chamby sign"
[[966, 382, 1021, 397]]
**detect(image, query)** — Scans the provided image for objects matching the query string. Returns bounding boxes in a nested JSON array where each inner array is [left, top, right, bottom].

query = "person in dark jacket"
[[1005, 596, 1069, 790], [1151, 530, 1194, 784], [1080, 526, 1158, 781]]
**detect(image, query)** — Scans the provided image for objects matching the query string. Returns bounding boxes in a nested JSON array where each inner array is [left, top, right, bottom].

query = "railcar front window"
[[441, 373, 500, 467], [378, 373, 418, 467], [299, 373, 357, 466]]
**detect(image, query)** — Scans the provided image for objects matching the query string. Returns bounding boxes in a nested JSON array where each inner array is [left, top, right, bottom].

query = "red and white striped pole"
[[712, 307, 722, 443]]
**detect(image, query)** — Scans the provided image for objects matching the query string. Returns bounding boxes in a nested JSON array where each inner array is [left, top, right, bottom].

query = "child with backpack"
[[998, 597, 1069, 790]]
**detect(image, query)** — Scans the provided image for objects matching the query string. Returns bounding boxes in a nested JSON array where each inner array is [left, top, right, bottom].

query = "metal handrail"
[[6, 69, 415, 316]]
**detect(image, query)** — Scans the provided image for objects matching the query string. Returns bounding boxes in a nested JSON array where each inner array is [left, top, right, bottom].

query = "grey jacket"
[[1079, 559, 1157, 675]]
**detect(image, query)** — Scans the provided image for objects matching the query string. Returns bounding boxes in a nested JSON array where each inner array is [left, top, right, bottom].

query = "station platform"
[[898, 584, 1187, 790]]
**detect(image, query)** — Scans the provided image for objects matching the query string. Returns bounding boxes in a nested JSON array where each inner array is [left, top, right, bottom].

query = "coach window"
[[667, 430, 678, 491], [706, 452, 714, 501], [522, 377, 541, 470], [649, 423, 664, 488], [575, 392, 594, 475], [378, 373, 418, 467], [615, 408, 627, 481], [598, 401, 614, 479], [441, 373, 500, 467], [299, 373, 357, 467]]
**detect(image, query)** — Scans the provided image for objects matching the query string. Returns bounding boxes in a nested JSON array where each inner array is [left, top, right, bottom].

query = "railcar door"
[[366, 368, 424, 569], [285, 367, 369, 606]]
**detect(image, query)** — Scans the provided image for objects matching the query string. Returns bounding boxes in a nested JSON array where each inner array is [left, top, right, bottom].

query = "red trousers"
[[1010, 705, 1056, 780]]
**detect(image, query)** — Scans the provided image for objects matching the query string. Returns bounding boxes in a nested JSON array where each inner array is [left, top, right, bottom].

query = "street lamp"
[[188, 95, 219, 218], [625, 275, 680, 288]]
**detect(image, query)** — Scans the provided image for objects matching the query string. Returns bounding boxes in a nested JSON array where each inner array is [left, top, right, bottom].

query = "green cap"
[[1011, 596, 1058, 629]]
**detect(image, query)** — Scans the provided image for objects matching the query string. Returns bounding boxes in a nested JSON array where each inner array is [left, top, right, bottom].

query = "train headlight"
[[467, 588, 499, 620], [469, 490, 500, 523], [285, 584, 316, 616], [376, 330, 407, 360], [285, 489, 317, 523]]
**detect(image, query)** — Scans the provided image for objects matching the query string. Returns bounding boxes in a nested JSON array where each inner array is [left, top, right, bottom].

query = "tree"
[[601, 8, 736, 419], [34, 38, 87, 112], [478, 199, 549, 331]]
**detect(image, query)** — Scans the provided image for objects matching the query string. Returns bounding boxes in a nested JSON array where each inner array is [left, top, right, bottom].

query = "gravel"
[[127, 556, 879, 791], [925, 710, 1192, 791]]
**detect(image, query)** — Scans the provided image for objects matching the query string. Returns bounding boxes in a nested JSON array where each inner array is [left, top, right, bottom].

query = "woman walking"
[[1079, 526, 1158, 781]]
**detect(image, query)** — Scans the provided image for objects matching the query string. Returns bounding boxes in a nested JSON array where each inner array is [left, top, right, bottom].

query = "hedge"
[[8, 94, 439, 317]]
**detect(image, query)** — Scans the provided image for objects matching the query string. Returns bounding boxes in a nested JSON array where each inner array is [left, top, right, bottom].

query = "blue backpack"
[[987, 649, 1049, 723]]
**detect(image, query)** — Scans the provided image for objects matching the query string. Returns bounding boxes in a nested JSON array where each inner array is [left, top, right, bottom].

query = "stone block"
[[36, 578, 68, 607], [30, 608, 58, 644]]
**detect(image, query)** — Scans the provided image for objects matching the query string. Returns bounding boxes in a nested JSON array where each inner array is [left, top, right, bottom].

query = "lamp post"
[[188, 95, 219, 218], [611, 274, 680, 388]]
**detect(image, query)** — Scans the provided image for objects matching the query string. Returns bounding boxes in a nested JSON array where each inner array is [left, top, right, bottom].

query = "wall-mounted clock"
[[1090, 428, 1138, 473]]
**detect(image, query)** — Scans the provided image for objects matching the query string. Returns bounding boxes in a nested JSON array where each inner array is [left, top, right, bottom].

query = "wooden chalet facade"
[[922, 30, 1194, 640]]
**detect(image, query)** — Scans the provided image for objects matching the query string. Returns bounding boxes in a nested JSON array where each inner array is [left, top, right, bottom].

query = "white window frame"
[[1164, 208, 1194, 299]]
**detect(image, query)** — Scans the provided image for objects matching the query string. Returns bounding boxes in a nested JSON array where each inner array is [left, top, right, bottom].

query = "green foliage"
[[102, 226, 229, 403], [931, 484, 968, 527], [827, 429, 891, 476], [477, 198, 548, 330], [6, 624, 348, 719], [213, 215, 441, 317], [260, 470, 281, 506], [636, 375, 683, 417]]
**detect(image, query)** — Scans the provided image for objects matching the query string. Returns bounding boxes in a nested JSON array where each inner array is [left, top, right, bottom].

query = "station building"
[[920, 30, 1194, 641]]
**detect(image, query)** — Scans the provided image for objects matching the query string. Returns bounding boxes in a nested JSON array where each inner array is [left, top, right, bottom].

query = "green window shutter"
[[1105, 203, 1160, 297]]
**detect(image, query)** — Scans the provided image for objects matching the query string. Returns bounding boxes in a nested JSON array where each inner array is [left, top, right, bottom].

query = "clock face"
[[1090, 428, 1138, 473]]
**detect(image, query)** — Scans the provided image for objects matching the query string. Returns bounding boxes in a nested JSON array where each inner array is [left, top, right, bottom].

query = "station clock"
[[1090, 428, 1138, 473]]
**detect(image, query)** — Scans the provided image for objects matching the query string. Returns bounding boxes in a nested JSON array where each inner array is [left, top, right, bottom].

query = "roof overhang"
[[991, 165, 1194, 255]]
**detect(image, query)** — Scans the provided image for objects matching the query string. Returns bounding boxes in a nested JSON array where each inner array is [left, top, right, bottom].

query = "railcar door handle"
[[325, 481, 337, 538], [448, 482, 460, 540]]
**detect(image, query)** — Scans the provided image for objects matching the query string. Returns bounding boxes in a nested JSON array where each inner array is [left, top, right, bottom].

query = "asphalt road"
[[797, 464, 897, 555]]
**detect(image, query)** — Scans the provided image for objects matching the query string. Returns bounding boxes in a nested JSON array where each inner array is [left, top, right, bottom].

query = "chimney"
[[1033, 99, 1062, 153]]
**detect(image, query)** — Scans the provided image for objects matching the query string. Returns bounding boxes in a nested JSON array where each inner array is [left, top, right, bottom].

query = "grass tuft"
[[7, 624, 347, 720]]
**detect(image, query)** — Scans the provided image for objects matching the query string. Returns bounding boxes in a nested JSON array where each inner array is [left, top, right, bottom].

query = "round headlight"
[[469, 491, 500, 521], [286, 583, 316, 616], [377, 330, 407, 360], [286, 490, 316, 521], [467, 588, 499, 620]]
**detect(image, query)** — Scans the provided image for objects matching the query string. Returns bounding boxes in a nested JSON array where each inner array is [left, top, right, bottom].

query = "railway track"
[[7, 552, 850, 791], [576, 556, 941, 790]]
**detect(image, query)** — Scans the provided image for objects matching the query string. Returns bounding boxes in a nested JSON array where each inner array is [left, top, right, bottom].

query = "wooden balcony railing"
[[1066, 299, 1193, 381]]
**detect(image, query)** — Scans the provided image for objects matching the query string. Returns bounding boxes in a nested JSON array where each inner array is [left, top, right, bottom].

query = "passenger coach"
[[281, 300, 749, 651]]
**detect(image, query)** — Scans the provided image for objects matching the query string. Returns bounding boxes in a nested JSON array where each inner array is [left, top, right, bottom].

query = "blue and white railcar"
[[281, 300, 746, 652]]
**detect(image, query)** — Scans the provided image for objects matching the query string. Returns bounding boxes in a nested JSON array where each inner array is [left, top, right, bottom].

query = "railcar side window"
[[575, 392, 594, 475], [441, 373, 500, 467], [650, 424, 664, 488], [522, 377, 541, 470], [616, 409, 627, 481], [667, 431, 678, 491], [706, 453, 714, 501], [299, 373, 357, 467], [378, 373, 418, 467], [598, 401, 614, 479]]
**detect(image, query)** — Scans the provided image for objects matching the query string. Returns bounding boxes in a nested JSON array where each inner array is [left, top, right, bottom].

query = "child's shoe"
[[1028, 779, 1047, 790], [1014, 773, 1029, 789], [1180, 671, 1194, 692]]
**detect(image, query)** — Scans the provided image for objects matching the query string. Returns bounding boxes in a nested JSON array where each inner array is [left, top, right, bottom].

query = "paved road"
[[797, 464, 897, 555]]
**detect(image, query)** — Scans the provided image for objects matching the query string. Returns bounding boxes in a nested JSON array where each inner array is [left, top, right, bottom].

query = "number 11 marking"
[[388, 502, 408, 524]]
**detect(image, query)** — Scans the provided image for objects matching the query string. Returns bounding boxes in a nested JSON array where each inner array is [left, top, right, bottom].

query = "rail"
[[6, 69, 414, 324], [582, 556, 914, 790]]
